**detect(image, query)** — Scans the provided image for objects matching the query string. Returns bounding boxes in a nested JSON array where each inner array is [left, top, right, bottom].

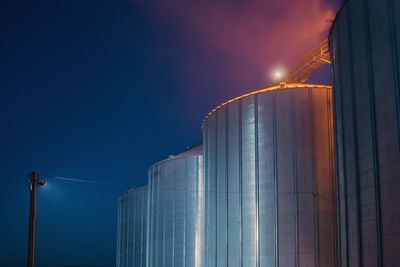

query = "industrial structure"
[[202, 83, 335, 267], [330, 0, 400, 266], [146, 145, 204, 267], [116, 0, 400, 266], [287, 39, 330, 83], [117, 84, 337, 267], [116, 186, 148, 267]]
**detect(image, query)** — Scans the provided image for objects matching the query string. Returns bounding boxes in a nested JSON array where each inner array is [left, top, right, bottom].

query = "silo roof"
[[202, 82, 331, 127], [147, 142, 203, 173], [174, 142, 202, 158]]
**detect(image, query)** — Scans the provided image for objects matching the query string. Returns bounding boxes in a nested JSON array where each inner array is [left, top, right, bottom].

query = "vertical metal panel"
[[363, 0, 383, 265], [197, 156, 205, 267], [203, 125, 209, 267], [388, 0, 400, 175], [163, 160, 173, 266], [276, 90, 296, 267], [148, 167, 155, 267], [116, 186, 148, 267], [312, 89, 335, 267], [116, 195, 122, 267], [330, 0, 400, 265], [257, 92, 275, 267], [216, 107, 228, 267], [134, 188, 146, 266], [146, 146, 204, 267], [254, 95, 260, 267], [187, 157, 197, 266], [241, 95, 257, 267], [227, 101, 241, 267], [272, 93, 279, 267], [135, 191, 141, 266], [136, 186, 148, 267], [239, 100, 243, 267], [343, 6, 363, 267], [207, 113, 217, 267], [293, 88, 316, 267], [203, 85, 335, 267], [330, 22, 344, 267], [155, 164, 161, 267], [289, 91, 299, 267], [121, 194, 127, 267], [127, 191, 133, 267]]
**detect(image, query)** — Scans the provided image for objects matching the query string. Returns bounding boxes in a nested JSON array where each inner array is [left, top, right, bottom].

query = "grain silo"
[[202, 82, 336, 267], [147, 144, 204, 267], [330, 0, 400, 266], [116, 185, 148, 267]]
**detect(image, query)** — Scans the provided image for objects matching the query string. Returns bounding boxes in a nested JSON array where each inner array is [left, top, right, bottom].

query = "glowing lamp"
[[271, 68, 286, 82]]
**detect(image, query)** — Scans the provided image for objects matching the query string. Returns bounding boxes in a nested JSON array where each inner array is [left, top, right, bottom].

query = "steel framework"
[[287, 39, 330, 82]]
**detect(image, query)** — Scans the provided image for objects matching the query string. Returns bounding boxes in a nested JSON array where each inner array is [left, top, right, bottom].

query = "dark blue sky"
[[1, 0, 339, 266]]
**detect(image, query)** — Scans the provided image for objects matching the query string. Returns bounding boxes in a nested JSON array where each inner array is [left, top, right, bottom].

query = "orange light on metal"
[[202, 82, 332, 127]]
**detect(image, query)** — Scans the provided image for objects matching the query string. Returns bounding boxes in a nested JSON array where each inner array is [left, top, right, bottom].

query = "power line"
[[44, 175, 334, 203], [46, 176, 128, 187]]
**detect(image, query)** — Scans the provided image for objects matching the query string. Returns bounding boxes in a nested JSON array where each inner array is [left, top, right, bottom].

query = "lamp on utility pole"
[[27, 171, 45, 267]]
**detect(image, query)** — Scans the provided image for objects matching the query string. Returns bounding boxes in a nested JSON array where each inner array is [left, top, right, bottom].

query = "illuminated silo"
[[147, 144, 204, 267], [330, 0, 400, 266], [202, 83, 336, 267], [116, 185, 148, 267]]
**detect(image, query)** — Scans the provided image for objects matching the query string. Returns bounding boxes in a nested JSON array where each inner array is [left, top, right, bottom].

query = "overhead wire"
[[43, 175, 334, 203], [45, 176, 128, 187]]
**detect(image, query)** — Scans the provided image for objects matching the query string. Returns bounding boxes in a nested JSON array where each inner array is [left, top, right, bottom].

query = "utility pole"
[[27, 171, 45, 267]]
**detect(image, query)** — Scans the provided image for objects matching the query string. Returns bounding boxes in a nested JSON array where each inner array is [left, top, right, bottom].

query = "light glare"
[[271, 67, 286, 82]]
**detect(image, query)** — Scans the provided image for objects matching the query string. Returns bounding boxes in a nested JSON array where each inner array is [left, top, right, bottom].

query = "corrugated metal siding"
[[147, 147, 204, 267], [330, 0, 400, 266], [202, 86, 336, 267], [116, 186, 148, 267]]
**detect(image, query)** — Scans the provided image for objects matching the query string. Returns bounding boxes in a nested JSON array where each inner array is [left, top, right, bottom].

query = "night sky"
[[1, 0, 340, 266]]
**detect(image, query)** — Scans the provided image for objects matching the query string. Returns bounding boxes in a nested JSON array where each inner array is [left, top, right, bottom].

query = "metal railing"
[[287, 38, 331, 83]]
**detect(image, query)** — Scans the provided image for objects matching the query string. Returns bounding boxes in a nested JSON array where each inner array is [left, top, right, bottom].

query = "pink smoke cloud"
[[132, 0, 339, 128], [135, 0, 338, 72]]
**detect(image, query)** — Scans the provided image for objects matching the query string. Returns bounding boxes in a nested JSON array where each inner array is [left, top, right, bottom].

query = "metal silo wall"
[[203, 86, 336, 267], [116, 193, 124, 267], [330, 0, 400, 266], [116, 186, 148, 267], [147, 150, 205, 267]]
